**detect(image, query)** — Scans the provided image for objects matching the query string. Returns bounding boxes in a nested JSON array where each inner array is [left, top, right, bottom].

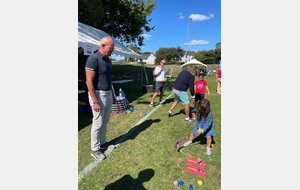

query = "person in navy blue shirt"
[[167, 67, 198, 122], [85, 36, 116, 160], [183, 99, 216, 155]]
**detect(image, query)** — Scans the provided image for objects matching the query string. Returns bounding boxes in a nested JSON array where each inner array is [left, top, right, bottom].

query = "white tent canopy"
[[78, 22, 142, 59], [180, 59, 207, 72]]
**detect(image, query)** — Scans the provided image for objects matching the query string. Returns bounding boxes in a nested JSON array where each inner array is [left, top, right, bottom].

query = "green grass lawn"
[[78, 64, 221, 190]]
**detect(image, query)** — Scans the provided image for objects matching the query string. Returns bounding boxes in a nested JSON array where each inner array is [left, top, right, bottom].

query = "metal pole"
[[184, 18, 192, 63]]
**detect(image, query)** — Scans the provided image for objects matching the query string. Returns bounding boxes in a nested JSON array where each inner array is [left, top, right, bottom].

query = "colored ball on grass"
[[189, 184, 194, 189], [173, 180, 178, 186], [198, 180, 203, 186], [179, 180, 184, 185], [197, 158, 201, 162]]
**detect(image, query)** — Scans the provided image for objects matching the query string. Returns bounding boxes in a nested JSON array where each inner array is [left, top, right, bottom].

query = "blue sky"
[[113, 0, 221, 59]]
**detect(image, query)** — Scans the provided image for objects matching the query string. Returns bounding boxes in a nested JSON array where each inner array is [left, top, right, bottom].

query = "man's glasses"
[[105, 45, 114, 51]]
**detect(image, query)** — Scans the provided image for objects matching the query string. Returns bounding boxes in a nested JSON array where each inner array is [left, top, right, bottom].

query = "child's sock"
[[185, 117, 190, 120], [206, 147, 211, 155]]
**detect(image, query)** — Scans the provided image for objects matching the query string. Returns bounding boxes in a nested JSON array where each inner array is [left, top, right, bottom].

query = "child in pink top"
[[191, 74, 210, 113]]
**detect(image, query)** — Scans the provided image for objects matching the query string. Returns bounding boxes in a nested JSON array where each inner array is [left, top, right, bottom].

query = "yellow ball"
[[198, 180, 203, 186]]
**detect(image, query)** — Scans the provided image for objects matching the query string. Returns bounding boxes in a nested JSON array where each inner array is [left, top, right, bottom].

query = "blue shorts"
[[172, 89, 190, 105]]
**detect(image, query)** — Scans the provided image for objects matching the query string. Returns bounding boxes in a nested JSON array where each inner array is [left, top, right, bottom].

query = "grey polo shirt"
[[85, 51, 112, 91]]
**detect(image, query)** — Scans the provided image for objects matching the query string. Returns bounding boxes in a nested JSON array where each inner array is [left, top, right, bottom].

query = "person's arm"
[[216, 73, 219, 83], [200, 111, 213, 132], [86, 69, 101, 112], [205, 84, 210, 95], [189, 77, 195, 103]]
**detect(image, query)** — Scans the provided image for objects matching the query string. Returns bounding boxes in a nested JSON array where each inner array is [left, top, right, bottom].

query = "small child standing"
[[184, 99, 216, 155], [191, 74, 210, 113]]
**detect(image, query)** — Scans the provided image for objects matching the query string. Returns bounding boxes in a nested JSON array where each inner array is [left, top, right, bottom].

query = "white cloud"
[[209, 13, 214, 18], [179, 12, 184, 19], [189, 13, 214, 21], [183, 40, 210, 45], [141, 34, 152, 40]]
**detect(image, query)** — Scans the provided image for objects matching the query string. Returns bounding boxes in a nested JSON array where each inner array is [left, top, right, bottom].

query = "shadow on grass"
[[104, 168, 155, 190], [168, 106, 197, 118], [108, 119, 161, 146], [78, 111, 92, 131], [193, 135, 216, 145]]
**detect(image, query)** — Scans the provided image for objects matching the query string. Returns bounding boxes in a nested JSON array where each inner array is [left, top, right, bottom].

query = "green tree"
[[193, 51, 205, 62], [155, 47, 184, 64], [78, 0, 157, 46], [125, 43, 142, 62], [215, 42, 221, 62], [127, 43, 142, 54]]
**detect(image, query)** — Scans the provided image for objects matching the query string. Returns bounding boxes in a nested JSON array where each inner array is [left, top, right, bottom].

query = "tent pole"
[[141, 59, 143, 86], [143, 61, 149, 85]]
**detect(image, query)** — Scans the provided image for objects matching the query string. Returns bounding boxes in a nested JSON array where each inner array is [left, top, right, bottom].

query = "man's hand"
[[163, 78, 167, 82], [93, 102, 101, 112], [192, 98, 195, 104]]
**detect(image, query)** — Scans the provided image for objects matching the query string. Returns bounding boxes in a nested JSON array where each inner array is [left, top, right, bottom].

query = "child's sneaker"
[[184, 141, 192, 147], [149, 103, 156, 108], [192, 113, 196, 120], [184, 118, 195, 123], [206, 147, 212, 155]]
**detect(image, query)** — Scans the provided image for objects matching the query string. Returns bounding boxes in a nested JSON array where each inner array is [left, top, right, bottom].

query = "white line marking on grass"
[[78, 93, 173, 182]]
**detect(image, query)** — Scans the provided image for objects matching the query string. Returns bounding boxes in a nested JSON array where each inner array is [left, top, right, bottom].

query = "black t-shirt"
[[85, 52, 112, 90]]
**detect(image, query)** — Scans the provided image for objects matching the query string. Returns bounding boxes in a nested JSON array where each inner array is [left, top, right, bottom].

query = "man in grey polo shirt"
[[85, 36, 116, 160]]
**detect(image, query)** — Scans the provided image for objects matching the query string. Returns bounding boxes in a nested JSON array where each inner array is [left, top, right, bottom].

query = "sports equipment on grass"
[[198, 180, 203, 186], [187, 157, 206, 168], [175, 135, 217, 160], [119, 93, 127, 114], [120, 88, 134, 112], [111, 85, 118, 116], [117, 96, 123, 115], [186, 165, 206, 177], [173, 180, 178, 186]]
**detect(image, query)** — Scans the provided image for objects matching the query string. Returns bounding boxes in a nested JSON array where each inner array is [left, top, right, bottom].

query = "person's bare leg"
[[206, 136, 212, 148], [159, 92, 164, 103], [151, 92, 159, 103], [184, 103, 190, 118], [189, 133, 195, 142], [184, 133, 195, 146], [169, 101, 178, 112]]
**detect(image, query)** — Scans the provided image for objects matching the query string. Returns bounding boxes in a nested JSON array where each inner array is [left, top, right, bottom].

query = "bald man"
[[86, 36, 117, 160]]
